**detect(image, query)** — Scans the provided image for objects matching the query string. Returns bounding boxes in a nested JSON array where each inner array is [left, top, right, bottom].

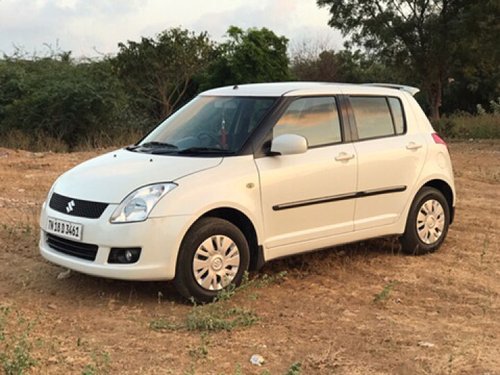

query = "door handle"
[[335, 152, 355, 161], [406, 142, 423, 150]]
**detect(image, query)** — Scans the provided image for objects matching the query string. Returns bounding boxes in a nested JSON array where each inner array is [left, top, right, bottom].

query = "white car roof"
[[200, 82, 420, 97]]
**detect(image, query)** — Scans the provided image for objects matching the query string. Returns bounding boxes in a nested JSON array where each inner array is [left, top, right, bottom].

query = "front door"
[[255, 96, 357, 258]]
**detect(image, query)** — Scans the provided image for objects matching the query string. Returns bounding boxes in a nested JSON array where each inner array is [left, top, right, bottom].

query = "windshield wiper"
[[140, 141, 178, 149], [125, 144, 140, 151], [126, 141, 178, 153], [176, 147, 235, 155]]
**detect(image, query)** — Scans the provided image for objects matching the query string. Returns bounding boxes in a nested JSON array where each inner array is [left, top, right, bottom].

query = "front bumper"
[[39, 202, 191, 281]]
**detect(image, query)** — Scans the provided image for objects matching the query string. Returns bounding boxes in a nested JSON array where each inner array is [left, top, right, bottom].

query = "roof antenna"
[[233, 84, 239, 90]]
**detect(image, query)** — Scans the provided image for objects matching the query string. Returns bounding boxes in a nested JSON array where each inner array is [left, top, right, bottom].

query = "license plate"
[[47, 217, 83, 241]]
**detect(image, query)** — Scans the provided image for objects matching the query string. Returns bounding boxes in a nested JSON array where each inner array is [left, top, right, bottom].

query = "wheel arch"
[[198, 207, 265, 271], [420, 179, 455, 224]]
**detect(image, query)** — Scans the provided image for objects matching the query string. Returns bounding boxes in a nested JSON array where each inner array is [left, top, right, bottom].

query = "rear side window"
[[350, 96, 406, 140], [273, 97, 342, 147], [388, 97, 405, 134]]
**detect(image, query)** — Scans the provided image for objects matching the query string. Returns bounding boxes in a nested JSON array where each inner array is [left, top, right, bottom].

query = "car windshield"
[[132, 96, 276, 155]]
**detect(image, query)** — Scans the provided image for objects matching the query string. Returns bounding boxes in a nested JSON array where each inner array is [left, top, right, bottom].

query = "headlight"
[[110, 183, 177, 223]]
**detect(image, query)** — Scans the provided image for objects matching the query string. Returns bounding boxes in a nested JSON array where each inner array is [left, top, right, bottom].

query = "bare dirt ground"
[[0, 141, 498, 375]]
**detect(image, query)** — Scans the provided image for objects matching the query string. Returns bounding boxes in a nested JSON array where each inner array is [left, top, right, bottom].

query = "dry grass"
[[0, 129, 142, 153], [0, 141, 498, 374]]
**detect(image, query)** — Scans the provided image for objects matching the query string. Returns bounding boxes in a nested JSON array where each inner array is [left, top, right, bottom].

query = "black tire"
[[400, 187, 450, 255], [174, 217, 250, 303]]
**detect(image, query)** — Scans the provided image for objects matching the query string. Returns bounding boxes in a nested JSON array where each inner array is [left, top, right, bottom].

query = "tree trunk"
[[428, 79, 442, 121], [159, 89, 173, 119]]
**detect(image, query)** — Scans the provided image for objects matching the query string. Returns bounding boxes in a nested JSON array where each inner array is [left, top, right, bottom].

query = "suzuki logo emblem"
[[66, 200, 75, 213]]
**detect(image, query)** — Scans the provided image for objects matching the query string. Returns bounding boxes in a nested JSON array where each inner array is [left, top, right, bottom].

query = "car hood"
[[53, 149, 223, 203]]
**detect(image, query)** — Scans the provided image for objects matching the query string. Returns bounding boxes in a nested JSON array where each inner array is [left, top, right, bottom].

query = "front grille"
[[49, 193, 108, 219], [46, 233, 98, 261]]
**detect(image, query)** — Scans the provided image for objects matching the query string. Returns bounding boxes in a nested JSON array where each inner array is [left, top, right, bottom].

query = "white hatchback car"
[[39, 82, 455, 302]]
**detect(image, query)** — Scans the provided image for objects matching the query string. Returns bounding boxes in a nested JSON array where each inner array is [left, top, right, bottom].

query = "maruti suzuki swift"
[[39, 82, 455, 302]]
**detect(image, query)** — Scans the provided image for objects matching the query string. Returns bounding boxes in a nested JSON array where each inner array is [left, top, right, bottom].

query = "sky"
[[0, 0, 344, 58]]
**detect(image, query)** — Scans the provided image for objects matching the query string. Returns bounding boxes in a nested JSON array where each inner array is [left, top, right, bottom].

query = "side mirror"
[[270, 134, 308, 156]]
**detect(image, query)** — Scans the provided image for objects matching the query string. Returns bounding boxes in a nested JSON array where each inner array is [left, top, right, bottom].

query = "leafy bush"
[[432, 113, 500, 139], [0, 56, 145, 151]]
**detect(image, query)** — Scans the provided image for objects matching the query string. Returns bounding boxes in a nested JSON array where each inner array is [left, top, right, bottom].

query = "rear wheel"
[[174, 217, 250, 303], [400, 187, 450, 255]]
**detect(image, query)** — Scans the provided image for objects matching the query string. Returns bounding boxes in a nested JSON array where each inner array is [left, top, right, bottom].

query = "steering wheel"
[[197, 131, 221, 147]]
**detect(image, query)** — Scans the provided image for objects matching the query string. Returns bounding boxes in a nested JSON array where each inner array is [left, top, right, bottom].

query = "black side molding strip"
[[272, 185, 407, 211]]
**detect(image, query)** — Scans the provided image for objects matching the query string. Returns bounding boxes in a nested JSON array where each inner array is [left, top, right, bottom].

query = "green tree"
[[291, 46, 395, 83], [203, 26, 291, 89], [292, 47, 341, 82], [317, 0, 499, 119], [113, 28, 215, 120], [442, 1, 500, 114]]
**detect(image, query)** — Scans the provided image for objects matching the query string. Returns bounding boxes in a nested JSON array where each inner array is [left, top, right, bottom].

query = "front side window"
[[134, 96, 276, 155], [350, 96, 406, 140], [273, 97, 342, 147]]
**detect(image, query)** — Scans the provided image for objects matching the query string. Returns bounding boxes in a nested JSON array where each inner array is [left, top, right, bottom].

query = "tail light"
[[432, 133, 447, 146]]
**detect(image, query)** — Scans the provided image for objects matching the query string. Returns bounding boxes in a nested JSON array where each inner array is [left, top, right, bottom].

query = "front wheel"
[[400, 187, 450, 255], [174, 217, 250, 303]]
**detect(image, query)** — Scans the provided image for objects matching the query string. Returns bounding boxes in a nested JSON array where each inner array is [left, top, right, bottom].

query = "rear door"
[[255, 96, 357, 257], [346, 93, 427, 230]]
